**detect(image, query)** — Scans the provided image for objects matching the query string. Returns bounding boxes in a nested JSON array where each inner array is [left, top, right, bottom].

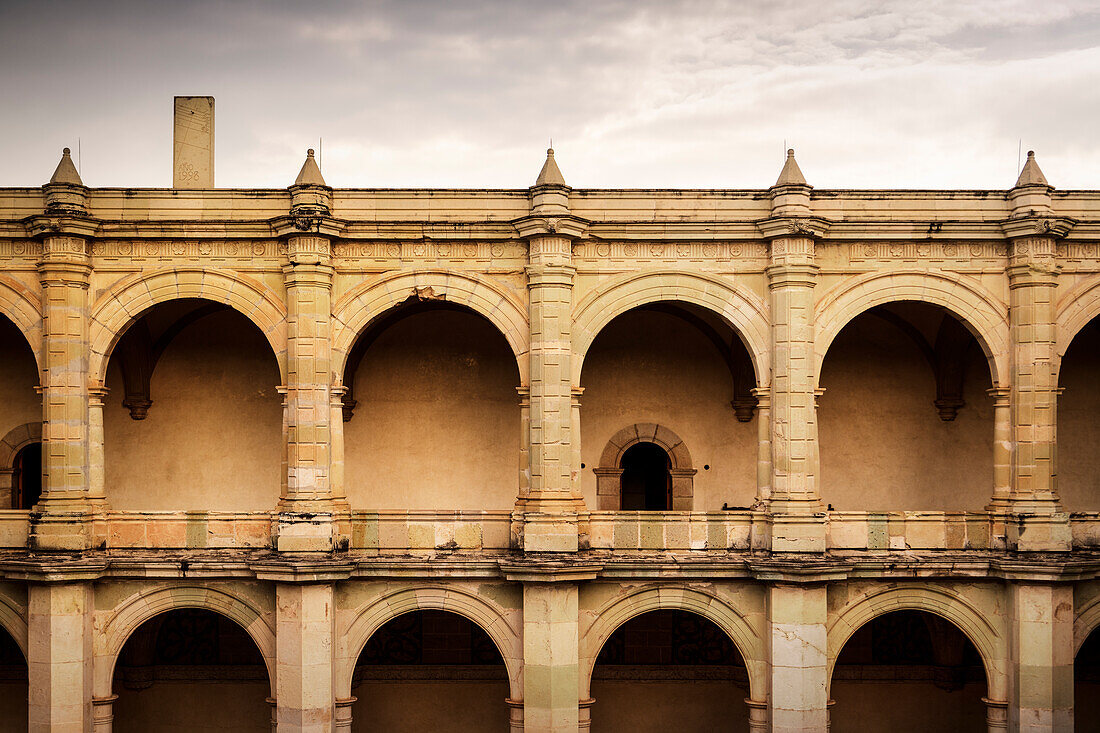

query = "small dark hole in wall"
[[704, 464, 710, 470], [581, 463, 586, 469]]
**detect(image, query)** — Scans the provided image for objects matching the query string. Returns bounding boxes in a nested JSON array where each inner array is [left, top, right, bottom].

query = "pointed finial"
[[774, 148, 807, 187], [48, 147, 84, 186], [535, 146, 567, 187], [293, 147, 327, 187], [1014, 150, 1049, 188]]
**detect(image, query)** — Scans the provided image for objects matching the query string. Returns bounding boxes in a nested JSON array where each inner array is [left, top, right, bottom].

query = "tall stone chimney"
[[173, 96, 214, 188]]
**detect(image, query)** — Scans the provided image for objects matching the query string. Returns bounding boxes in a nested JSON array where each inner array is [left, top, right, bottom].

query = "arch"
[[0, 274, 42, 373], [827, 585, 1005, 699], [1056, 276, 1100, 375], [88, 268, 288, 385], [332, 270, 529, 386], [581, 586, 765, 703], [1074, 596, 1100, 655], [97, 585, 275, 698], [572, 270, 770, 388], [0, 594, 27, 662], [339, 586, 522, 701], [0, 422, 40, 474], [814, 269, 1009, 388]]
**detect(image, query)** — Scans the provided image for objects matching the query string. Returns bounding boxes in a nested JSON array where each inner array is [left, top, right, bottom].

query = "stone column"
[[275, 154, 346, 551], [514, 150, 588, 552], [1009, 582, 1073, 732], [88, 387, 108, 504], [760, 223, 828, 552], [508, 698, 525, 733], [28, 582, 95, 733], [984, 697, 1008, 732], [1001, 154, 1074, 550], [277, 237, 339, 551], [506, 564, 595, 733], [745, 697, 768, 732], [987, 387, 1012, 509], [767, 582, 828, 733], [274, 581, 336, 732], [758, 151, 829, 552], [752, 387, 772, 505]]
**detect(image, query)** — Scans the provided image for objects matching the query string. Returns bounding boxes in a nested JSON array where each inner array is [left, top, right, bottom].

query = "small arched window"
[[12, 442, 41, 510], [620, 442, 671, 511]]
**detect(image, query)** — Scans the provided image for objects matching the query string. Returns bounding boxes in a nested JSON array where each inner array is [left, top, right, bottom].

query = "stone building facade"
[[0, 103, 1099, 732]]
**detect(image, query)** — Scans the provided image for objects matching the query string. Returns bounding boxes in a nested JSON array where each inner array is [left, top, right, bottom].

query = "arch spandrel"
[[331, 270, 530, 385], [95, 584, 276, 698], [337, 585, 523, 702], [88, 268, 288, 384], [571, 269, 771, 389], [814, 269, 1009, 388], [579, 585, 766, 703], [826, 584, 1007, 700], [0, 274, 43, 373]]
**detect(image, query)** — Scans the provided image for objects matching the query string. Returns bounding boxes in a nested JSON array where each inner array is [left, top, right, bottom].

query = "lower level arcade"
[[0, 568, 1093, 732]]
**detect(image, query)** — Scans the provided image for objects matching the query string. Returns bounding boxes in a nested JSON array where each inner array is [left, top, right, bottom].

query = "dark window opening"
[[12, 442, 41, 510], [620, 442, 671, 511]]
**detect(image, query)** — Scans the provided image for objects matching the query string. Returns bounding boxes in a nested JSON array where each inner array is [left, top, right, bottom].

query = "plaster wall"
[[1057, 318, 1100, 511], [0, 316, 40, 448], [113, 680, 269, 733], [579, 310, 757, 510], [589, 680, 749, 732], [343, 310, 520, 510], [350, 680, 510, 732], [103, 311, 282, 511], [830, 681, 986, 732], [819, 312, 994, 511]]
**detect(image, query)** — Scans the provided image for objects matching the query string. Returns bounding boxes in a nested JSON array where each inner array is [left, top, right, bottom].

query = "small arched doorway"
[[0, 624, 26, 732], [352, 610, 510, 732], [620, 442, 671, 510], [11, 442, 40, 510], [112, 608, 271, 732], [830, 610, 987, 732], [590, 609, 750, 732]]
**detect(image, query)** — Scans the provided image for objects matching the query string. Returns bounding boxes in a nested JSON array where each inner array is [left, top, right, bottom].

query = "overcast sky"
[[2, 0, 1098, 189]]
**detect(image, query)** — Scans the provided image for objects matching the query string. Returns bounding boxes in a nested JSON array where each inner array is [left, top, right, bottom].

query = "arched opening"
[[580, 304, 757, 511], [10, 442, 40, 510], [818, 303, 993, 510], [831, 610, 986, 732], [112, 608, 270, 733], [0, 623, 26, 732], [0, 316, 40, 510], [590, 609, 750, 732], [620, 442, 671, 510], [103, 300, 282, 510], [352, 610, 509, 732], [1057, 315, 1100, 510], [342, 298, 521, 510], [1076, 626, 1100, 730]]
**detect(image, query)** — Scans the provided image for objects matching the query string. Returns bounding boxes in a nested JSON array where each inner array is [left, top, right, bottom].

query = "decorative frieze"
[[570, 241, 767, 261], [331, 239, 525, 262], [88, 239, 278, 260], [845, 240, 1009, 262]]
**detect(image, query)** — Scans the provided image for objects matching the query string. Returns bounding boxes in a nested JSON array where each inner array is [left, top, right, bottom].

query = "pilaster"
[[28, 581, 94, 733], [274, 582, 336, 732]]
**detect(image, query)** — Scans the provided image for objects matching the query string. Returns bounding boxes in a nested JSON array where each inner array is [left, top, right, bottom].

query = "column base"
[[29, 502, 107, 551], [273, 510, 340, 552], [766, 511, 826, 553], [1007, 512, 1071, 551]]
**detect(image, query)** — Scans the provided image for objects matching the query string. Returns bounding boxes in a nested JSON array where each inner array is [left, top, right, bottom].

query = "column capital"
[[514, 215, 589, 241]]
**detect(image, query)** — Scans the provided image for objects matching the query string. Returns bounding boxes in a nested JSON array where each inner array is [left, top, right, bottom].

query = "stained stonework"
[[0, 138, 1097, 731]]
